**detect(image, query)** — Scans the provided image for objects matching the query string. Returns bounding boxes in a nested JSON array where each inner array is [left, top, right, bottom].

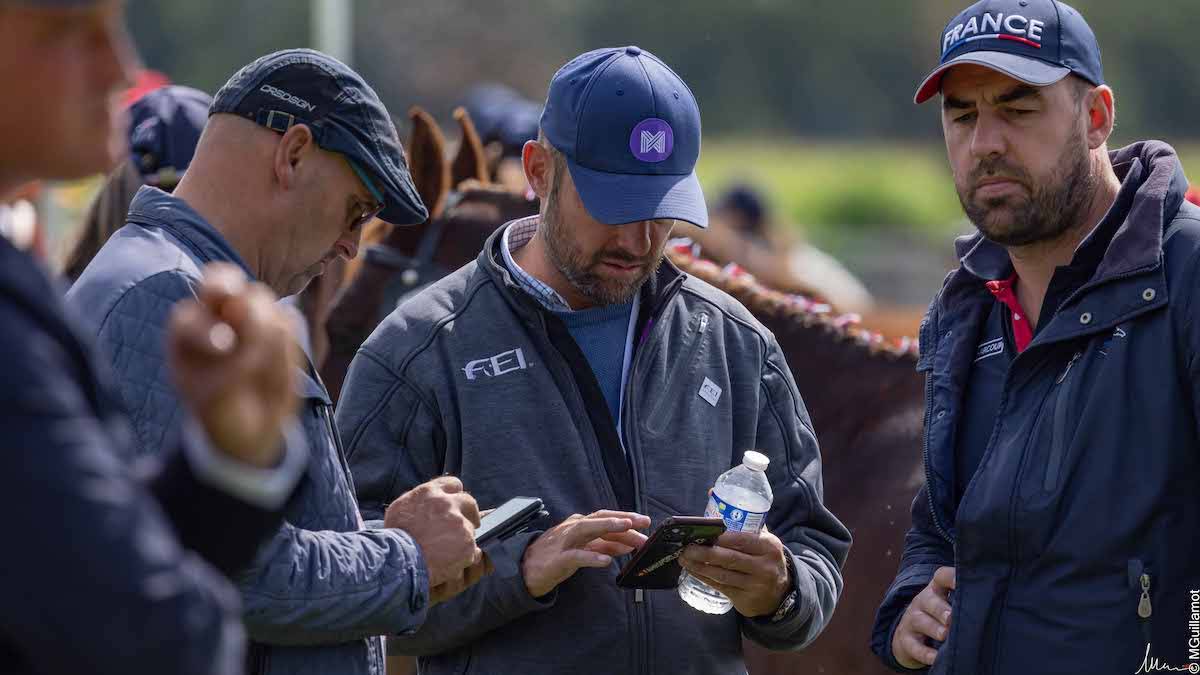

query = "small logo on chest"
[[462, 348, 529, 381], [698, 377, 723, 407], [975, 337, 1004, 362]]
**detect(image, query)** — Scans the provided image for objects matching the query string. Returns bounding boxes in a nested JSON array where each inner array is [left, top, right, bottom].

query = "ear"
[[522, 140, 553, 200], [405, 106, 450, 220], [450, 107, 491, 187], [1084, 85, 1115, 150], [273, 123, 316, 191]]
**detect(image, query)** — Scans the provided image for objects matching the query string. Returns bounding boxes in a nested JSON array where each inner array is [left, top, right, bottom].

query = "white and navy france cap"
[[914, 0, 1104, 104], [539, 46, 707, 229]]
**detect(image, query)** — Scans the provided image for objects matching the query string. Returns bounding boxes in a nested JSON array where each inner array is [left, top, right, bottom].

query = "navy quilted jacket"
[[67, 187, 431, 675]]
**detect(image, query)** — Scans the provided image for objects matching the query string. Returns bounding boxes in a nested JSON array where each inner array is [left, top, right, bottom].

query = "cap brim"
[[324, 124, 429, 226], [914, 51, 1071, 104], [366, 152, 429, 226], [565, 159, 709, 229]]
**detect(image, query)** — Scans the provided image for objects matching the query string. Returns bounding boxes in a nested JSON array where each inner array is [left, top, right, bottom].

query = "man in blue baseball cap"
[[67, 48, 490, 675], [873, 1, 1200, 673], [338, 46, 850, 675]]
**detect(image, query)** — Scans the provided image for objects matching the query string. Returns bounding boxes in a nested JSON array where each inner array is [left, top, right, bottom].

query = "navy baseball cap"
[[540, 46, 707, 228], [128, 85, 211, 189], [914, 0, 1103, 104], [210, 49, 427, 226]]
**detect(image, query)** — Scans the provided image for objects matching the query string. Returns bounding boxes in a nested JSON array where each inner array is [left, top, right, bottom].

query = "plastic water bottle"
[[678, 450, 773, 614]]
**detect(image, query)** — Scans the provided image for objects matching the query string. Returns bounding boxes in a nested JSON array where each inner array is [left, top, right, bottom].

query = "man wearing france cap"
[[872, 1, 1200, 673], [338, 46, 850, 674], [68, 49, 490, 675]]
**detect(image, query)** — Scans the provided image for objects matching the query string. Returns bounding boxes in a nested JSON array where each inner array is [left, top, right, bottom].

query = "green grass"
[[697, 139, 1200, 253]]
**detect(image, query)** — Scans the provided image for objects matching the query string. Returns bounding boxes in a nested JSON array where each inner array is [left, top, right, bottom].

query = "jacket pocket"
[[1128, 559, 1154, 645], [643, 311, 710, 435], [1044, 351, 1083, 492]]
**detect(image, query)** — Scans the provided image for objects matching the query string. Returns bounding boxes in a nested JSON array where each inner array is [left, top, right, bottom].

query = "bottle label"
[[703, 492, 766, 533]]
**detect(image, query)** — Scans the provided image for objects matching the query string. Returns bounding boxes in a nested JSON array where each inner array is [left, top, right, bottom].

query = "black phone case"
[[476, 498, 546, 545], [616, 516, 725, 589]]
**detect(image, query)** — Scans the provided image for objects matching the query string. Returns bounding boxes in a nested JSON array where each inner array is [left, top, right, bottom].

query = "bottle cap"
[[743, 450, 770, 472]]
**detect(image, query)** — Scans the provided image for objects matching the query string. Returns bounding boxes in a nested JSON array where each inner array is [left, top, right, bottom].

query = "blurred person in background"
[[873, 1, 1200, 672], [0, 181, 46, 257], [67, 48, 489, 675], [462, 82, 541, 192], [0, 1, 312, 673], [63, 84, 209, 282], [713, 183, 770, 242]]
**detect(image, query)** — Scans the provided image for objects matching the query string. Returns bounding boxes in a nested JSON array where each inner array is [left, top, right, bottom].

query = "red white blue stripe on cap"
[[944, 32, 1042, 54]]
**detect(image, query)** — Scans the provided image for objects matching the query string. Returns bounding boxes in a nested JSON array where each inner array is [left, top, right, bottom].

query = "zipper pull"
[[635, 588, 644, 603], [1138, 573, 1153, 618], [1056, 351, 1083, 384], [698, 313, 709, 334]]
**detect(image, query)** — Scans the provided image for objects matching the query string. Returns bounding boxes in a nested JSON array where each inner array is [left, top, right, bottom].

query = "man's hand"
[[521, 510, 651, 598], [892, 566, 955, 669], [384, 476, 486, 605], [168, 263, 299, 468], [678, 529, 791, 618]]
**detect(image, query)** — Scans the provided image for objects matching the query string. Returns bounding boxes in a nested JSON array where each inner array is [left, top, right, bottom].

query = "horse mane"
[[667, 245, 918, 361]]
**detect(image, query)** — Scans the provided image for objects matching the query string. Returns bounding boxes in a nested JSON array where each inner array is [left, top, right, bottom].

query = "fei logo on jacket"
[[462, 347, 530, 381], [942, 10, 1047, 55]]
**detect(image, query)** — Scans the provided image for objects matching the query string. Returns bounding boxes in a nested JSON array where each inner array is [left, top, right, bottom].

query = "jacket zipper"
[[1133, 559, 1154, 643], [1044, 351, 1083, 491], [922, 367, 954, 545], [321, 405, 354, 489], [644, 312, 709, 430], [620, 276, 683, 675]]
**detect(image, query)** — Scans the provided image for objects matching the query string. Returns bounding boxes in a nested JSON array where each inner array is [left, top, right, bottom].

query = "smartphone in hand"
[[476, 497, 547, 545], [616, 516, 725, 589]]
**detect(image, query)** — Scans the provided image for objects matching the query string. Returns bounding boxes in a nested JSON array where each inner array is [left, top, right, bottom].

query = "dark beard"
[[959, 133, 1098, 247], [541, 186, 657, 307]]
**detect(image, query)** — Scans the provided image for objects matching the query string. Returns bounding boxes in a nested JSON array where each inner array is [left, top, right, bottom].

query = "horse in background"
[[322, 105, 536, 401], [322, 107, 925, 675], [669, 251, 923, 675]]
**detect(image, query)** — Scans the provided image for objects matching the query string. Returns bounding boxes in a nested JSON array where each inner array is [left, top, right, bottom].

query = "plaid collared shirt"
[[500, 216, 575, 313]]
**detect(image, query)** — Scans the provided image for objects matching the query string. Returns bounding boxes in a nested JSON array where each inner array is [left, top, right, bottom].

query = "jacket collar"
[[942, 141, 1189, 317], [125, 186, 256, 280], [124, 187, 331, 401]]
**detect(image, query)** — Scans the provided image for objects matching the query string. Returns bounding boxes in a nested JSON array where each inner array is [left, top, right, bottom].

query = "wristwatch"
[[771, 588, 798, 623], [770, 562, 798, 623]]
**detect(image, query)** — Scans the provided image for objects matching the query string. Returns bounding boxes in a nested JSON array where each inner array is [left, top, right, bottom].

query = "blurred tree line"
[[127, 0, 1199, 143]]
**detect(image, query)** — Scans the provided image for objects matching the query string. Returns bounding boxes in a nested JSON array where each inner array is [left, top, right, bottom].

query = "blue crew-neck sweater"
[[555, 301, 634, 423]]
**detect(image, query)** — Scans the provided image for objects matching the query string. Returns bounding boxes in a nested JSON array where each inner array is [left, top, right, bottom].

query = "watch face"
[[773, 591, 798, 623]]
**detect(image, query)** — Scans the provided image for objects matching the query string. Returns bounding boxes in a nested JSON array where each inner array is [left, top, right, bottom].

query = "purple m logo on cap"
[[630, 118, 674, 163]]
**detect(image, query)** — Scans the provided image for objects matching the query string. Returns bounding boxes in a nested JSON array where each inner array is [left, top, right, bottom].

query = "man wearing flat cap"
[[873, 1, 1200, 672], [68, 49, 489, 675], [338, 46, 850, 675]]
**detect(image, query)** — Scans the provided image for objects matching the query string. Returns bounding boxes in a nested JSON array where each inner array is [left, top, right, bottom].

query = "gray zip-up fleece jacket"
[[336, 224, 851, 675], [66, 187, 431, 675]]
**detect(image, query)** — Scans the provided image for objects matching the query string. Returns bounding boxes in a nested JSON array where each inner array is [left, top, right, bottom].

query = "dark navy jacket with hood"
[[872, 142, 1200, 674]]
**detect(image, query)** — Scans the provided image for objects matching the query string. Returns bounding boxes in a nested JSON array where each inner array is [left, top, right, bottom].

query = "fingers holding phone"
[[521, 510, 651, 598], [384, 476, 485, 604]]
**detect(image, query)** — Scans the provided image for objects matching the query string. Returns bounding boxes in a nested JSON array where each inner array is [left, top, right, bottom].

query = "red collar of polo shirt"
[[985, 274, 1033, 353]]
